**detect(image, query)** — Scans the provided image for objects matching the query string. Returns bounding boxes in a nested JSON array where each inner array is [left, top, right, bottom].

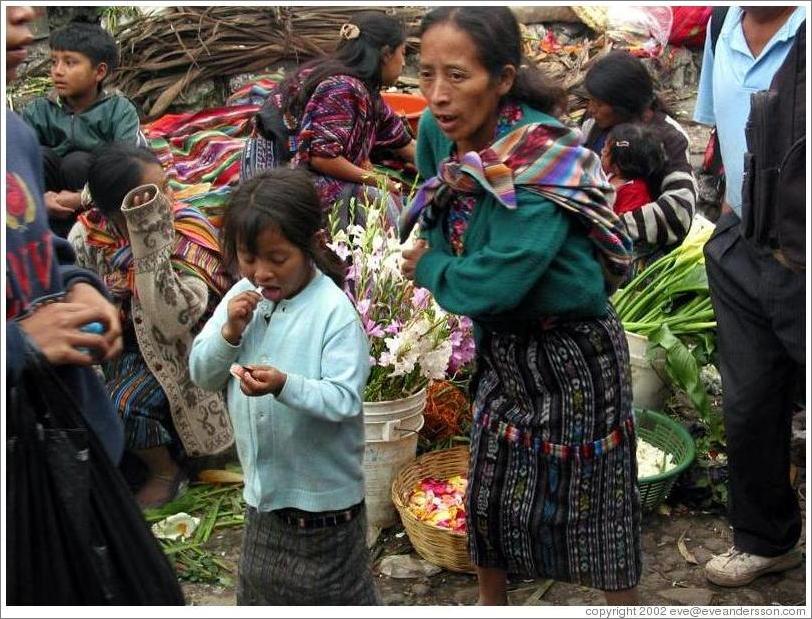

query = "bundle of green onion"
[[612, 219, 723, 446], [613, 220, 716, 338]]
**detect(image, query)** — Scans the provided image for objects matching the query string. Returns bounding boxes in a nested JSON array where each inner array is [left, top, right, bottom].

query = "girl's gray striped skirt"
[[466, 308, 642, 591], [237, 505, 379, 605]]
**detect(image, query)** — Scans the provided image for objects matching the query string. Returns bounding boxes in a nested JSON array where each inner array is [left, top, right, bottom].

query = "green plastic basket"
[[635, 408, 696, 511]]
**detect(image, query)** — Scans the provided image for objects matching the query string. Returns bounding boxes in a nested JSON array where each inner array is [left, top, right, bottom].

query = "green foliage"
[[145, 483, 245, 585], [613, 223, 725, 448], [101, 6, 141, 35]]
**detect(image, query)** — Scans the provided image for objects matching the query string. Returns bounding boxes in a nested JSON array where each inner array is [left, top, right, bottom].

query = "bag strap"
[[710, 6, 729, 56]]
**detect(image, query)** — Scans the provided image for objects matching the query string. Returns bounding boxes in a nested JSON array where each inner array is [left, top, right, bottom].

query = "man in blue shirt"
[[694, 6, 806, 588]]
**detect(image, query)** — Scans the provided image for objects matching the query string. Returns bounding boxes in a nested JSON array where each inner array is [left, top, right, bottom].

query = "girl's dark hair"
[[584, 51, 670, 121], [88, 143, 161, 215], [281, 11, 405, 122], [606, 123, 667, 193], [221, 168, 346, 288], [419, 6, 563, 114], [50, 22, 119, 79]]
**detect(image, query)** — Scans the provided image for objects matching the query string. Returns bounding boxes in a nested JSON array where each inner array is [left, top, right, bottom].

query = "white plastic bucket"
[[364, 388, 426, 442], [626, 331, 669, 411], [362, 389, 426, 529]]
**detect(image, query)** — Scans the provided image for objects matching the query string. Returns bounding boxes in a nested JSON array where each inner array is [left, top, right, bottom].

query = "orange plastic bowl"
[[381, 92, 427, 135]]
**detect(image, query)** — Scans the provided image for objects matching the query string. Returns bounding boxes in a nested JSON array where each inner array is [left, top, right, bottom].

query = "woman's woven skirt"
[[467, 309, 642, 591]]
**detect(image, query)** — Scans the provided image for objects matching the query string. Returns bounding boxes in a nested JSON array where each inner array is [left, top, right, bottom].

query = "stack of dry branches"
[[113, 6, 425, 118]]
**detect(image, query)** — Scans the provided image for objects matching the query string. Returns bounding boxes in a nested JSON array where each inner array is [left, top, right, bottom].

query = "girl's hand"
[[222, 290, 261, 345], [401, 239, 429, 281], [238, 365, 286, 397]]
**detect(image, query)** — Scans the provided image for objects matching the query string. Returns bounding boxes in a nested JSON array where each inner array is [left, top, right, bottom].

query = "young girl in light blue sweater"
[[189, 168, 376, 605]]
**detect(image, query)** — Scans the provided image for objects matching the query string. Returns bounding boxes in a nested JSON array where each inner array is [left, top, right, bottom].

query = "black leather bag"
[[741, 21, 806, 271], [6, 350, 185, 605]]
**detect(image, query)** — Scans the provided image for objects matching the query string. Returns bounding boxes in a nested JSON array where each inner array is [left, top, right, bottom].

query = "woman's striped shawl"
[[400, 120, 632, 292]]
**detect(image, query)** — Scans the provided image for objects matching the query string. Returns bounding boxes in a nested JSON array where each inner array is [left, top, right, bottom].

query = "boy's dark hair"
[[221, 168, 347, 288], [606, 123, 667, 193], [88, 143, 161, 215], [419, 6, 563, 114], [281, 11, 405, 122], [50, 21, 119, 76], [584, 51, 671, 121]]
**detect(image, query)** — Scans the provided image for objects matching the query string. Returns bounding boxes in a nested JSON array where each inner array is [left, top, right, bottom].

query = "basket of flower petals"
[[391, 446, 474, 573]]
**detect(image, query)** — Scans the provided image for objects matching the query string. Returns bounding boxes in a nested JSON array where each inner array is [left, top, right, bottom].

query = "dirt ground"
[[180, 493, 806, 607]]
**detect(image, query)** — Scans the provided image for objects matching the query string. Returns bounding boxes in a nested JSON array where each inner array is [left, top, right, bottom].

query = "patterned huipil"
[[444, 101, 524, 255], [244, 69, 411, 227]]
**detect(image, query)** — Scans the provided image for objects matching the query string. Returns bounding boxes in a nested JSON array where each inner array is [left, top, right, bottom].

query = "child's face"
[[140, 162, 170, 195], [50, 50, 106, 100], [600, 141, 613, 174], [237, 226, 313, 303]]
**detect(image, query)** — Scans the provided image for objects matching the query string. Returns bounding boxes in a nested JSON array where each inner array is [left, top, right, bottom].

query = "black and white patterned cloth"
[[466, 307, 642, 591]]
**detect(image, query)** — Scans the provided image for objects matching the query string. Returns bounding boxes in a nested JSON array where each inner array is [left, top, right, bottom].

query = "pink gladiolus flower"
[[363, 319, 385, 339], [411, 287, 431, 309], [356, 299, 371, 317], [384, 320, 402, 335]]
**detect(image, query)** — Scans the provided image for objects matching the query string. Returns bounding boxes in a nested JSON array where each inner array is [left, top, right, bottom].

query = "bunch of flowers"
[[327, 201, 474, 402], [406, 475, 468, 533]]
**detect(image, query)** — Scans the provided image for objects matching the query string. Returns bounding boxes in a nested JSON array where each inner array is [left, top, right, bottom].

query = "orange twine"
[[421, 380, 472, 442]]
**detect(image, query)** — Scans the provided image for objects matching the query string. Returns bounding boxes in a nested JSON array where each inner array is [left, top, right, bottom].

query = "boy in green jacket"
[[22, 21, 142, 237]]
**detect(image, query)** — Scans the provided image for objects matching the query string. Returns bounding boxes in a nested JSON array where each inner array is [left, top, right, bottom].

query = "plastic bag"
[[606, 6, 674, 57], [6, 348, 185, 605], [669, 6, 713, 49]]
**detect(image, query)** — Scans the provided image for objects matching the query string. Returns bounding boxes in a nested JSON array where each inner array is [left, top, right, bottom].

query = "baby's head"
[[222, 169, 346, 299], [88, 143, 166, 224], [49, 21, 119, 99], [601, 123, 666, 186]]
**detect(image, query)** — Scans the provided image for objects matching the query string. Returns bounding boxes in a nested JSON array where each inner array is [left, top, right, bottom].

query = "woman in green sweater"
[[400, 7, 641, 605]]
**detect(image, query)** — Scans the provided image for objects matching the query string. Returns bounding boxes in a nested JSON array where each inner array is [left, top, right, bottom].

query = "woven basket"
[[391, 446, 474, 573], [636, 408, 696, 511]]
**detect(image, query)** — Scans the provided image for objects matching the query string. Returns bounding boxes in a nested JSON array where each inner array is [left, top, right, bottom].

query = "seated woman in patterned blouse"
[[241, 11, 415, 229], [69, 143, 234, 508]]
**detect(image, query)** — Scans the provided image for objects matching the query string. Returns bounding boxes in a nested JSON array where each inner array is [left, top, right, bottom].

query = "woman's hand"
[[44, 191, 76, 220], [238, 365, 286, 397], [222, 290, 262, 345], [64, 282, 123, 361], [395, 140, 416, 163], [18, 300, 118, 366], [401, 239, 429, 281]]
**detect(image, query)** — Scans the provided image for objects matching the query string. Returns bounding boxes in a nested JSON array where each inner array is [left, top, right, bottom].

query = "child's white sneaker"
[[705, 546, 803, 587]]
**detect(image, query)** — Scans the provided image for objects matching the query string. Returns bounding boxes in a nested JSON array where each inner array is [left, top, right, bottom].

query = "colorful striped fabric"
[[143, 104, 259, 191], [139, 72, 411, 230], [400, 115, 632, 292], [103, 349, 173, 450], [78, 201, 232, 300], [476, 412, 635, 462], [226, 72, 285, 107]]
